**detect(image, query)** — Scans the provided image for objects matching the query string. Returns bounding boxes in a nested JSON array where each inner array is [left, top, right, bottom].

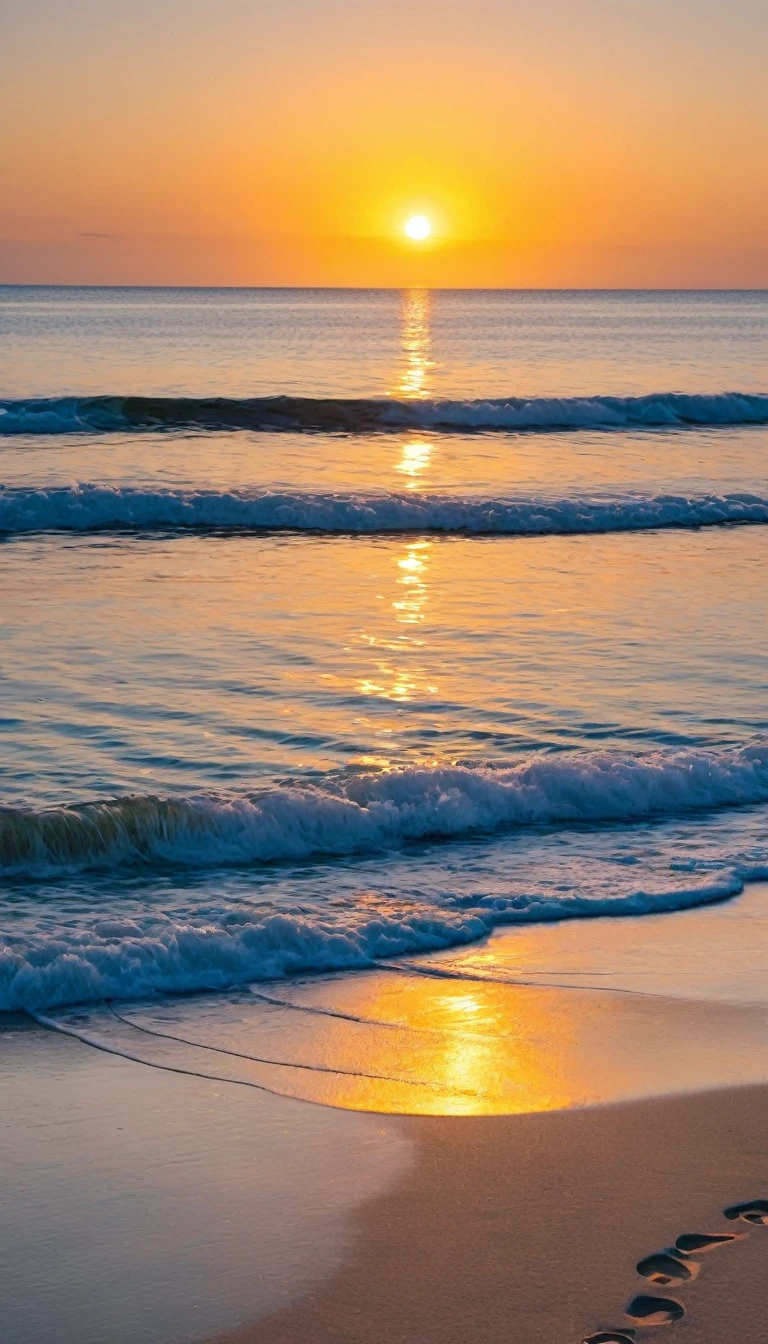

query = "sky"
[[2, 0, 767, 287]]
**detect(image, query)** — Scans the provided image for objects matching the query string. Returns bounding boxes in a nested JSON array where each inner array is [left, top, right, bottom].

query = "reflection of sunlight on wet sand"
[[334, 974, 578, 1116], [415, 883, 768, 1005], [227, 966, 768, 1115], [65, 959, 768, 1118]]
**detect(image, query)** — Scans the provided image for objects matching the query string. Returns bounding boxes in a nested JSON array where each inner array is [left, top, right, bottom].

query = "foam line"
[[32, 1009, 281, 1096], [1, 873, 744, 1012], [34, 1004, 464, 1098], [2, 484, 768, 537], [108, 1003, 462, 1092]]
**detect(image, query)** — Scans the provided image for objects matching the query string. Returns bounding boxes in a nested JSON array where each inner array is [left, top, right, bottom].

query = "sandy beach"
[[217, 1084, 768, 1344], [4, 936, 768, 1344], [0, 1015, 410, 1344]]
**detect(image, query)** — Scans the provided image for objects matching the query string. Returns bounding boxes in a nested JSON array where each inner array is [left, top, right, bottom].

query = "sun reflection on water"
[[355, 541, 437, 703], [397, 288, 434, 399], [393, 541, 429, 626], [391, 288, 437, 489], [395, 438, 433, 488]]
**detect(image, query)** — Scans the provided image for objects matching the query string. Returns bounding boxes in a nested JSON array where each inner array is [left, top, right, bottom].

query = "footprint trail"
[[581, 1195, 766, 1342]]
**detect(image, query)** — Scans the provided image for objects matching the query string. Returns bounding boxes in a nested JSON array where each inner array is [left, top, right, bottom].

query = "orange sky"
[[2, 0, 767, 286]]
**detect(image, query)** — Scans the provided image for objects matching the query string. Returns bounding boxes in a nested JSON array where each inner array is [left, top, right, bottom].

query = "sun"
[[404, 215, 432, 241]]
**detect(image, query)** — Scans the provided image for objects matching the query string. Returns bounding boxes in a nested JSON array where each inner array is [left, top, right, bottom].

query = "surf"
[[2, 390, 768, 435], [3, 741, 768, 878], [2, 484, 768, 537]]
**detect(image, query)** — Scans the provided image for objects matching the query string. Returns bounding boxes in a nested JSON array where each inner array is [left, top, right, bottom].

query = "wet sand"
[[215, 1084, 768, 1344], [0, 1017, 410, 1344], [5, 951, 768, 1344]]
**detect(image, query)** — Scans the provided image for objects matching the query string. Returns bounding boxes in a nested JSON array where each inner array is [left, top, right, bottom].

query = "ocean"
[[2, 285, 768, 1036]]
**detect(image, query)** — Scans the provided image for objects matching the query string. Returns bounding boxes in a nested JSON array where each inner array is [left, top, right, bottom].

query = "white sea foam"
[[1, 484, 768, 536], [3, 742, 768, 879], [4, 747, 768, 1011], [0, 874, 746, 1013], [1, 390, 768, 435]]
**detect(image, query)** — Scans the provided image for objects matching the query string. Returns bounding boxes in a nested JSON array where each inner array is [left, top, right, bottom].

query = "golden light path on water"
[[393, 287, 435, 488], [397, 287, 434, 397], [350, 290, 437, 708]]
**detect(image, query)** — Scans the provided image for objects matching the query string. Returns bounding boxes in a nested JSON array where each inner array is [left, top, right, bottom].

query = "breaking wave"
[[0, 876, 744, 1013], [2, 485, 768, 537], [2, 390, 768, 436], [4, 742, 768, 879]]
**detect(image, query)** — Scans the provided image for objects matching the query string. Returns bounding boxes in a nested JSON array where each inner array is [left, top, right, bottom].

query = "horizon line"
[[2, 282, 768, 294]]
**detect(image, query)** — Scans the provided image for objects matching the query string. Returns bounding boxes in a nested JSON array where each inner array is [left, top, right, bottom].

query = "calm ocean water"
[[2, 286, 768, 1018]]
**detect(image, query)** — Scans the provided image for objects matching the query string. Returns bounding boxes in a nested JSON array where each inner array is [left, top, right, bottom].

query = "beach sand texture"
[[4, 957, 768, 1344], [217, 1085, 768, 1344]]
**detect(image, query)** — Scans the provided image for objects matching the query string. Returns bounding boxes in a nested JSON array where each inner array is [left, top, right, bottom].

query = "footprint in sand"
[[582, 1205, 762, 1341], [723, 1199, 768, 1225], [674, 1231, 740, 1254], [635, 1253, 697, 1287], [625, 1295, 685, 1326], [583, 1333, 636, 1344]]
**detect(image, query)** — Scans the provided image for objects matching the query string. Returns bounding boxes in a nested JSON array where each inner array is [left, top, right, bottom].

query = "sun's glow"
[[404, 215, 431, 241]]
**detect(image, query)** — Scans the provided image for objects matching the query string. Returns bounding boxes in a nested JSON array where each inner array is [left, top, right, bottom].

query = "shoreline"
[[214, 1083, 768, 1344], [5, 939, 768, 1344]]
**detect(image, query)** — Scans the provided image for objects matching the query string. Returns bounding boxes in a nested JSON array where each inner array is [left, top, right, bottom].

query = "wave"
[[2, 390, 768, 436], [3, 742, 768, 880], [0, 875, 744, 1013], [2, 485, 768, 537]]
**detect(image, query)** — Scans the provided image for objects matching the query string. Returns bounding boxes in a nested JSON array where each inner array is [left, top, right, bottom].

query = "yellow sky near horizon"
[[2, 0, 767, 286]]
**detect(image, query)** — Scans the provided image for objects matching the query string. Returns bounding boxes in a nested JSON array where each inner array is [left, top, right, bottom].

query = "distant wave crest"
[[2, 390, 768, 435], [4, 742, 768, 879], [2, 484, 768, 537]]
